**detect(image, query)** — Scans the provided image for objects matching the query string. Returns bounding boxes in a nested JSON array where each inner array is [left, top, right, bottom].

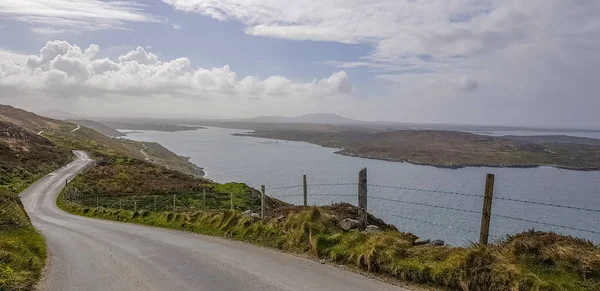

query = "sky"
[[0, 0, 599, 127]]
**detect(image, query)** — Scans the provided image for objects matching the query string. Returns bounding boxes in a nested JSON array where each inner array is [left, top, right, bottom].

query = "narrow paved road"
[[21, 151, 404, 291], [70, 124, 80, 132]]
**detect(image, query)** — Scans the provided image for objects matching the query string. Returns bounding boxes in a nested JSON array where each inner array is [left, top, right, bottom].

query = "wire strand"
[[270, 194, 303, 198], [368, 184, 482, 198], [372, 211, 477, 234], [493, 196, 600, 213], [308, 183, 358, 187], [310, 193, 356, 197], [370, 196, 481, 215], [491, 214, 600, 235], [267, 185, 304, 191]]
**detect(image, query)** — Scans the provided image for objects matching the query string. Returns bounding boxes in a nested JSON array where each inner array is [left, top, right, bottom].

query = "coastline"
[[232, 132, 600, 172]]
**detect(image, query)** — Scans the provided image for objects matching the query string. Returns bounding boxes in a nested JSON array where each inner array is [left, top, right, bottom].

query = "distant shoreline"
[[231, 129, 600, 172]]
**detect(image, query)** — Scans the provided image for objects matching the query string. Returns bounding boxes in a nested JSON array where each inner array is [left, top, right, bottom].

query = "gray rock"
[[250, 213, 261, 221], [320, 259, 326, 264], [428, 239, 445, 246], [363, 225, 381, 233], [413, 239, 430, 246], [242, 210, 252, 216], [275, 215, 285, 223], [339, 218, 360, 231]]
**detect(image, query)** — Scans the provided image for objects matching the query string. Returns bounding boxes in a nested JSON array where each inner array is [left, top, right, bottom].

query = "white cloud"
[[0, 40, 353, 105], [163, 0, 600, 107], [0, 0, 158, 32], [172, 24, 182, 30]]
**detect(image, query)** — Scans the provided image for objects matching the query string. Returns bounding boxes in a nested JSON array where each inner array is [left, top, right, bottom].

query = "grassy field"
[[57, 198, 600, 291], [61, 156, 287, 213]]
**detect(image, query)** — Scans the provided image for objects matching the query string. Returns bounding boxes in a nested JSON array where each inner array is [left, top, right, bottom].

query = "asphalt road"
[[21, 151, 405, 291]]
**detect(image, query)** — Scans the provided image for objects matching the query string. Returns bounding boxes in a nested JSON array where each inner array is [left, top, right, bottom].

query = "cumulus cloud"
[[163, 0, 600, 104], [0, 0, 158, 32], [0, 40, 353, 103]]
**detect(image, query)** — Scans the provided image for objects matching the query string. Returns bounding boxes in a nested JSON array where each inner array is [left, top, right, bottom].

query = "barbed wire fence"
[[63, 167, 600, 245], [262, 169, 600, 245]]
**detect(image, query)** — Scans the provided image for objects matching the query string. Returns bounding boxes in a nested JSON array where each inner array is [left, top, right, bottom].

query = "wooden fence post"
[[173, 194, 176, 211], [358, 168, 368, 229], [134, 200, 137, 212], [479, 174, 495, 245], [154, 195, 157, 212], [303, 175, 308, 208], [120, 199, 122, 210], [261, 185, 265, 219], [203, 189, 206, 210], [230, 191, 234, 211]]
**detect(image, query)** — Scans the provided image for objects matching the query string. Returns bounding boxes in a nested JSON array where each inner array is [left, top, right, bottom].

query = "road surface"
[[20, 151, 404, 291], [70, 124, 80, 132], [140, 143, 150, 161]]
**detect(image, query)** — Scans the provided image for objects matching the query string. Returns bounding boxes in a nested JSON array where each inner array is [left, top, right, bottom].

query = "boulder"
[[339, 218, 360, 231], [250, 213, 261, 221], [242, 210, 252, 216], [363, 225, 381, 233], [413, 239, 430, 246]]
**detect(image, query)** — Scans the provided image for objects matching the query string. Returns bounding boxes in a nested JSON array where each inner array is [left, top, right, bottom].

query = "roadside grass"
[[61, 157, 286, 213], [0, 191, 46, 291], [58, 192, 600, 291]]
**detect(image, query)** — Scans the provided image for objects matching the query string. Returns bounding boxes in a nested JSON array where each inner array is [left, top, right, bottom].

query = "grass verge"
[[0, 192, 47, 291], [57, 191, 600, 291]]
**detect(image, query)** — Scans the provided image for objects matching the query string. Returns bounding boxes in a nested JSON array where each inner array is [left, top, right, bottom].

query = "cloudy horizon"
[[1, 0, 599, 128]]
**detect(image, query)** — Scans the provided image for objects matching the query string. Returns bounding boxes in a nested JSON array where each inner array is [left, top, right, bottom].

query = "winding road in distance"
[[20, 151, 405, 291]]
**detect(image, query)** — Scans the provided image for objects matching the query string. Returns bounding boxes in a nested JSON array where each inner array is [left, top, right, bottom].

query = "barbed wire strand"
[[370, 196, 481, 215], [270, 194, 303, 198], [310, 193, 356, 197], [372, 211, 477, 234], [491, 214, 600, 235], [308, 183, 358, 187], [268, 185, 304, 191], [368, 184, 482, 198], [493, 196, 600, 213]]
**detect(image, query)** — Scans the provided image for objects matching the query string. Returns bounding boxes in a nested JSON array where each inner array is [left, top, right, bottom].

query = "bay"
[[123, 127, 600, 246]]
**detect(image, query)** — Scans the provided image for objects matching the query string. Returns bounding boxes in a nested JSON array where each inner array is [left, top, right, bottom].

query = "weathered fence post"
[[134, 200, 137, 212], [479, 174, 495, 245], [303, 175, 308, 209], [203, 189, 206, 210], [96, 194, 99, 207], [230, 191, 234, 211], [358, 168, 368, 229], [154, 195, 157, 212], [260, 185, 266, 219], [173, 194, 176, 211], [119, 199, 122, 210], [65, 179, 68, 187]]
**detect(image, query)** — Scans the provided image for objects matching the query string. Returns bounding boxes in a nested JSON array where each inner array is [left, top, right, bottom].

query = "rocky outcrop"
[[339, 218, 360, 231]]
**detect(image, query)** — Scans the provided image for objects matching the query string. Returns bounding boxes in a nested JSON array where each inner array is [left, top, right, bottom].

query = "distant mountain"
[[38, 108, 77, 120], [242, 113, 361, 125]]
